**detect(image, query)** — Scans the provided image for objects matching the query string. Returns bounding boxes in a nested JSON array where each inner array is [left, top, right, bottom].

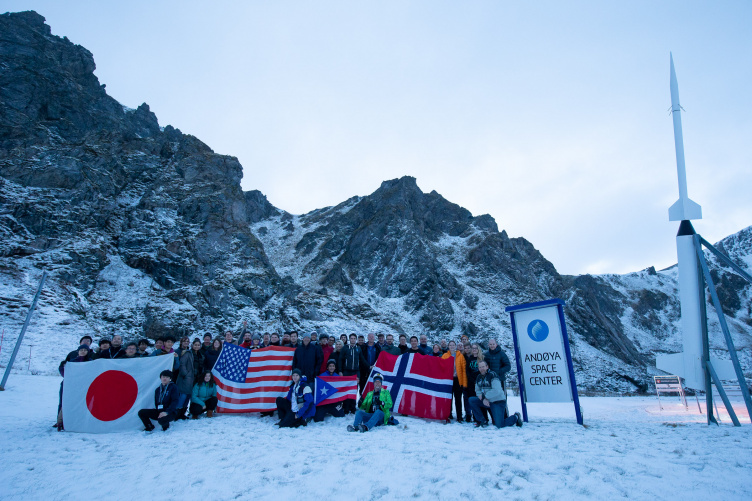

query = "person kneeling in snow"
[[138, 370, 179, 432], [347, 373, 392, 432], [275, 369, 314, 428], [190, 371, 218, 418], [469, 361, 522, 428], [313, 361, 346, 423]]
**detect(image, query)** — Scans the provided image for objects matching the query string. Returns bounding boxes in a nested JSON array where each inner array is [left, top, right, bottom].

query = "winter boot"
[[346, 425, 357, 432], [515, 412, 523, 427], [177, 408, 188, 421], [207, 410, 213, 418], [359, 424, 368, 432]]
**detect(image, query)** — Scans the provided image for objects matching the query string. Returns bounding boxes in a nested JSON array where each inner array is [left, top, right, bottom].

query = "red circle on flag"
[[86, 370, 138, 421]]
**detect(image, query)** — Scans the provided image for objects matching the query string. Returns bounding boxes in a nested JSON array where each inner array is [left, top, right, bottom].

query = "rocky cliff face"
[[1, 11, 750, 392]]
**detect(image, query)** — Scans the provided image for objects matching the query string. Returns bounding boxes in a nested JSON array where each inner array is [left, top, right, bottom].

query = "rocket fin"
[[669, 197, 702, 222]]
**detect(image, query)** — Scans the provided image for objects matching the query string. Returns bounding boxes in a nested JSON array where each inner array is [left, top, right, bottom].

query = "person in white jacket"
[[469, 360, 523, 428]]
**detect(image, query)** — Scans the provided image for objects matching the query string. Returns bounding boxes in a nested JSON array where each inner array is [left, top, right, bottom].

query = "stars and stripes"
[[212, 344, 295, 413], [314, 375, 358, 406]]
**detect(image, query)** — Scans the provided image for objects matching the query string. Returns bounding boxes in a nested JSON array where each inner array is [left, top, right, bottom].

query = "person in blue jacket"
[[189, 372, 218, 418], [275, 369, 314, 428], [138, 370, 179, 431]]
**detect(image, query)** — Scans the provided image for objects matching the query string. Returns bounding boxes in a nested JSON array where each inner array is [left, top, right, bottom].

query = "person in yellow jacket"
[[442, 341, 466, 422]]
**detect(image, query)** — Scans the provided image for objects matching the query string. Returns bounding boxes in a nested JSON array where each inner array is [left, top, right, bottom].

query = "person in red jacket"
[[319, 334, 334, 374]]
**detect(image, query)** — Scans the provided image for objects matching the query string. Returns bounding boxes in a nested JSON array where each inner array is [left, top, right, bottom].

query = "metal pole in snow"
[[28, 345, 32, 371], [0, 271, 47, 391]]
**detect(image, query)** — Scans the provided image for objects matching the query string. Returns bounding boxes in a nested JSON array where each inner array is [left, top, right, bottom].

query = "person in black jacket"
[[138, 370, 179, 431], [123, 343, 139, 358], [464, 343, 484, 423], [339, 334, 368, 414], [360, 333, 381, 393], [405, 336, 421, 354], [398, 334, 409, 354], [108, 335, 125, 359], [203, 338, 222, 372], [137, 339, 151, 357], [55, 344, 92, 431], [293, 333, 323, 382], [93, 338, 111, 359]]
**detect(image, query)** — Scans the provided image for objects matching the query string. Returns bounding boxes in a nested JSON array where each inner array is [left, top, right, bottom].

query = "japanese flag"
[[61, 356, 174, 433]]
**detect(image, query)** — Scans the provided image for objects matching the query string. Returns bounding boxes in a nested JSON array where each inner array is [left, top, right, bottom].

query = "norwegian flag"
[[212, 344, 295, 413], [314, 375, 358, 406], [364, 351, 454, 420]]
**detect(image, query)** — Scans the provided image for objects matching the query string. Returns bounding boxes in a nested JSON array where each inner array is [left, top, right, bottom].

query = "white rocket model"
[[656, 54, 732, 389]]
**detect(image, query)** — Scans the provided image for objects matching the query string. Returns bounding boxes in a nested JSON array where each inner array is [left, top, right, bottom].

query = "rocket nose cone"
[[670, 53, 680, 106]]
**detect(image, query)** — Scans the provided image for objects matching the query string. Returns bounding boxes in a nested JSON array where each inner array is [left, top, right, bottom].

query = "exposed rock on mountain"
[[1, 11, 750, 392]]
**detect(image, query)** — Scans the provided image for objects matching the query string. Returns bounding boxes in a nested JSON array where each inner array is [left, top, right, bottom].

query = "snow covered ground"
[[1, 376, 751, 500]]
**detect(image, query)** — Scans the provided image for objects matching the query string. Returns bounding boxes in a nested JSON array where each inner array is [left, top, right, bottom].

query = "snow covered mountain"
[[1, 11, 750, 392]]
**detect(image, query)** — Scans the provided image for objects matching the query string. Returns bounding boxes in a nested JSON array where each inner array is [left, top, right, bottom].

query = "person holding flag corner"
[[347, 372, 392, 432], [138, 370, 179, 432]]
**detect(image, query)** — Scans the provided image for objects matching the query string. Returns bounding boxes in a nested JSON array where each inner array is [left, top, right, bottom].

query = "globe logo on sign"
[[527, 319, 549, 342]]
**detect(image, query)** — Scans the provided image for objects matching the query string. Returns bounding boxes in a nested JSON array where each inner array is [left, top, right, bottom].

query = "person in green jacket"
[[189, 372, 218, 418], [347, 373, 392, 432]]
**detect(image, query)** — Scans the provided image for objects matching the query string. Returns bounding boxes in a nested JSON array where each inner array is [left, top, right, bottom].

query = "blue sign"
[[527, 319, 549, 342]]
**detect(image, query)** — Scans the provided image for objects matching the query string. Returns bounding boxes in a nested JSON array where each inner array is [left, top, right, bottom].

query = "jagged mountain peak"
[[1, 11, 750, 394]]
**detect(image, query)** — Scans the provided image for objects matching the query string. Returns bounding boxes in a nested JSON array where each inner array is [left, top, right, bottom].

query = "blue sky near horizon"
[[5, 1, 751, 275]]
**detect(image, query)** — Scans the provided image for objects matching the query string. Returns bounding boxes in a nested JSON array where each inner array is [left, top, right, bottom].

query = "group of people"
[[56, 328, 522, 432]]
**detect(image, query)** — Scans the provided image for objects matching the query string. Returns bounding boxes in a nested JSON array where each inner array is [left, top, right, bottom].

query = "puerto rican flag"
[[212, 344, 295, 413], [364, 351, 454, 420], [61, 356, 174, 433], [314, 375, 358, 406]]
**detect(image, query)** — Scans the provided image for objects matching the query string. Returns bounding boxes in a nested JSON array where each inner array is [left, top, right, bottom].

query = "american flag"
[[364, 351, 454, 420], [211, 344, 295, 413], [314, 375, 358, 406]]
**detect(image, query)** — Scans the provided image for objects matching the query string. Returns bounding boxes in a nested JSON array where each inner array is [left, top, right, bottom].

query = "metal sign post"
[[0, 271, 47, 391], [506, 298, 583, 425]]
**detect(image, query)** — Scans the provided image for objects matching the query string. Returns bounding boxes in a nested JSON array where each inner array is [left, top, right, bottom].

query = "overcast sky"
[[7, 1, 751, 275]]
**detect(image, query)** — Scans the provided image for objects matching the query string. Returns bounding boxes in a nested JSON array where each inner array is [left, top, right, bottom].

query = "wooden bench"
[[654, 375, 701, 412]]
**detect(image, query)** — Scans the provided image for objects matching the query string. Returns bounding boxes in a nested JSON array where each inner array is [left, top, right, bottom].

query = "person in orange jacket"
[[442, 340, 466, 422]]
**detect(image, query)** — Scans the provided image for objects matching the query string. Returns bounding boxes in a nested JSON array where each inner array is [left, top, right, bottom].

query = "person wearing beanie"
[[313, 361, 346, 423], [275, 369, 314, 428], [293, 333, 323, 383], [310, 332, 318, 345], [55, 344, 92, 431], [249, 333, 261, 349], [138, 370, 179, 431], [347, 373, 392, 432]]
